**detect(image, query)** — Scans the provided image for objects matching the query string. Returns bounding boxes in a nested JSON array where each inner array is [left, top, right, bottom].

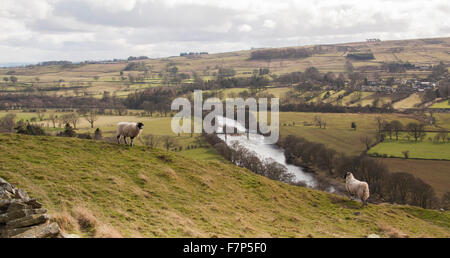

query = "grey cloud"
[[53, 1, 238, 29], [0, 0, 448, 63]]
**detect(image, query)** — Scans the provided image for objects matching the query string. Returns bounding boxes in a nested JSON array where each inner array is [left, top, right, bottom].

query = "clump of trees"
[[381, 62, 415, 73], [250, 48, 312, 60], [123, 61, 148, 72], [124, 87, 176, 115], [278, 135, 439, 209], [346, 52, 375, 60]]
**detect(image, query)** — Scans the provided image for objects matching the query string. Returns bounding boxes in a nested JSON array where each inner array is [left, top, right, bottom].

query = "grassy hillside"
[[0, 133, 448, 238]]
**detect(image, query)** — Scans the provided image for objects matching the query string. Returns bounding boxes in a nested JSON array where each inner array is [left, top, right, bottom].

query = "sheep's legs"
[[117, 135, 121, 144], [130, 136, 134, 147], [123, 137, 128, 145], [361, 199, 368, 207]]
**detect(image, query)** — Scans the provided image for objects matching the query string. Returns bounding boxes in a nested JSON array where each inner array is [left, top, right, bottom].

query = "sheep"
[[116, 122, 144, 147], [344, 172, 370, 206]]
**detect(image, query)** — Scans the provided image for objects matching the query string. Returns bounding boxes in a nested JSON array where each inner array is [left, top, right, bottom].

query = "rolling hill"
[[1, 37, 449, 100], [0, 133, 448, 237]]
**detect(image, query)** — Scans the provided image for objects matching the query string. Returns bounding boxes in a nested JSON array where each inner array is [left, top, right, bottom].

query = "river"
[[214, 116, 319, 188]]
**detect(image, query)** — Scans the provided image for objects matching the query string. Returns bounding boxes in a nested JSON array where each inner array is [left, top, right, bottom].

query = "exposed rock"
[[0, 177, 63, 238], [12, 222, 60, 238], [6, 214, 49, 229], [14, 189, 29, 201], [367, 234, 381, 238]]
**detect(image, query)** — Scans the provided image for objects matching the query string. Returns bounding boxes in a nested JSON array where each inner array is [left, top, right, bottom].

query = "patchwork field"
[[1, 37, 449, 109]]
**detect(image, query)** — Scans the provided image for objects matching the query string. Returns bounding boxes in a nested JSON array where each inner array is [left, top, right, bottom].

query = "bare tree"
[[62, 113, 79, 129], [390, 120, 403, 140], [163, 136, 176, 151], [406, 122, 426, 142], [360, 136, 374, 150], [85, 110, 98, 128], [375, 116, 384, 135], [383, 121, 393, 140], [314, 116, 323, 128], [0, 113, 16, 132], [49, 113, 58, 128]]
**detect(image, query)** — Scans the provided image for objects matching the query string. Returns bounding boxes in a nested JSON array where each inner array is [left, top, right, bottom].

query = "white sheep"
[[116, 122, 144, 147], [344, 172, 370, 206]]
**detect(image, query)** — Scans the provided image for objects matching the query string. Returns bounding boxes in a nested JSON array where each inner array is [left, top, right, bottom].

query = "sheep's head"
[[137, 122, 144, 130], [344, 172, 353, 179]]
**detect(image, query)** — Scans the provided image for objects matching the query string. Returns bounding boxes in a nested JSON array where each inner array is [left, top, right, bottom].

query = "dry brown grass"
[[378, 223, 409, 238], [94, 224, 123, 238], [51, 210, 79, 232], [72, 206, 98, 231]]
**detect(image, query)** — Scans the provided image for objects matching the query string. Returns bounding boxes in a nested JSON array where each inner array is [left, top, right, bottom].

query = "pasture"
[[430, 100, 450, 109], [368, 135, 450, 160], [279, 112, 424, 155], [373, 157, 450, 197]]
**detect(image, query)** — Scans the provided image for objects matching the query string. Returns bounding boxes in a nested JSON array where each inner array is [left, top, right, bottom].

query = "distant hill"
[[0, 36, 448, 101], [0, 133, 448, 237]]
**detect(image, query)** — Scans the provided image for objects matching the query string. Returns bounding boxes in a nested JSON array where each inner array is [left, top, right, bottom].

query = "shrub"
[[72, 206, 98, 231], [94, 128, 102, 140], [402, 150, 409, 159], [16, 123, 46, 135], [57, 123, 76, 137]]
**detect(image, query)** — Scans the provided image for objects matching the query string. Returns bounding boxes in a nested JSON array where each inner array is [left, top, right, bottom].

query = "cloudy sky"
[[0, 0, 449, 63]]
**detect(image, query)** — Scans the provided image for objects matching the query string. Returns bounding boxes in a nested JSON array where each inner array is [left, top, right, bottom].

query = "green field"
[[0, 133, 448, 238], [368, 137, 450, 160], [393, 93, 423, 109], [430, 100, 450, 109]]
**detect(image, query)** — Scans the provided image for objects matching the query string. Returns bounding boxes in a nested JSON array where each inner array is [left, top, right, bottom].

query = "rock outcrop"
[[0, 177, 63, 238]]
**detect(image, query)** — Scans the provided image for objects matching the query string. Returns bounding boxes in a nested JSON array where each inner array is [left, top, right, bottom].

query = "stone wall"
[[0, 177, 63, 238]]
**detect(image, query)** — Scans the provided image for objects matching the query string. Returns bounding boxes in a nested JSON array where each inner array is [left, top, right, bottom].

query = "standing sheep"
[[344, 172, 370, 206], [116, 122, 144, 147]]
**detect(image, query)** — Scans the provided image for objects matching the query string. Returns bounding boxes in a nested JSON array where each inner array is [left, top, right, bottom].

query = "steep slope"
[[0, 133, 448, 237]]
